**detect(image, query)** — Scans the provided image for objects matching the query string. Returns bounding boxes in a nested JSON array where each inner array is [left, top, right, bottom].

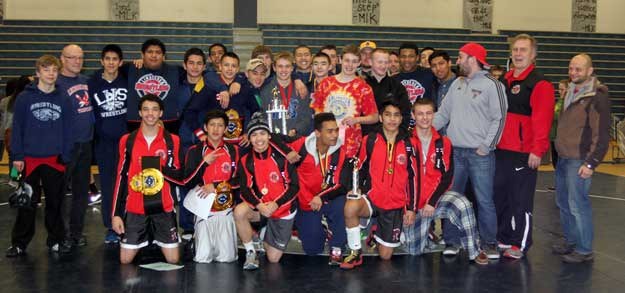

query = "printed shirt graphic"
[[93, 87, 128, 118], [135, 73, 171, 100], [31, 102, 62, 121], [312, 76, 377, 157], [395, 69, 435, 104], [67, 83, 93, 114]]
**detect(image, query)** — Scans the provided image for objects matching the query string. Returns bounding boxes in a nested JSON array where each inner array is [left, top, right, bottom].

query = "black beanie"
[[246, 112, 271, 137]]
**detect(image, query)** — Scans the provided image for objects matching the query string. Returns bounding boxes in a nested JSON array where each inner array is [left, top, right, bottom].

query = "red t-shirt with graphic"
[[311, 76, 377, 157]]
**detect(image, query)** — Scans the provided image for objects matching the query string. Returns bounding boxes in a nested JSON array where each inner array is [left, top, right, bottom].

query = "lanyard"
[[279, 83, 293, 107]]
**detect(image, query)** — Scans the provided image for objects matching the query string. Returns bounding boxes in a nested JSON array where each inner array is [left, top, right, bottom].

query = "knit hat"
[[459, 42, 490, 68], [246, 112, 271, 137]]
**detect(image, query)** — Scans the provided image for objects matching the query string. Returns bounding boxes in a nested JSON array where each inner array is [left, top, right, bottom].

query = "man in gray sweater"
[[433, 42, 508, 260]]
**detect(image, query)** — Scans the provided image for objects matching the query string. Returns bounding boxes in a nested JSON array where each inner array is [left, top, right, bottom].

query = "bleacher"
[[499, 30, 625, 121], [0, 20, 233, 90], [1, 21, 623, 119]]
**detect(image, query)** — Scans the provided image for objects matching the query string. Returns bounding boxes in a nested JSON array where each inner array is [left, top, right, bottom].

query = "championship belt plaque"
[[130, 156, 165, 215], [224, 109, 243, 140], [212, 181, 233, 211]]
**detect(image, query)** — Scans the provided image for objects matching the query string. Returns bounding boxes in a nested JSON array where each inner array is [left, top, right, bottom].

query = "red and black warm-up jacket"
[[413, 127, 454, 210], [112, 127, 184, 217], [239, 145, 299, 219], [498, 65, 555, 157], [289, 134, 353, 212], [358, 129, 420, 211], [183, 140, 240, 191]]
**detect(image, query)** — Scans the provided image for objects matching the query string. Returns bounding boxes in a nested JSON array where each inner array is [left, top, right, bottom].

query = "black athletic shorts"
[[362, 197, 403, 248], [120, 212, 180, 249]]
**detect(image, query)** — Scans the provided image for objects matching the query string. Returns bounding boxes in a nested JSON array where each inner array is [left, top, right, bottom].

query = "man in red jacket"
[[341, 100, 419, 269], [290, 113, 352, 265], [111, 94, 184, 264], [403, 99, 488, 265], [495, 34, 555, 259], [234, 112, 299, 270]]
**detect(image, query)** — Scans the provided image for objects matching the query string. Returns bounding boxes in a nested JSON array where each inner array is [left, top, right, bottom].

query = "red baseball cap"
[[459, 42, 490, 68]]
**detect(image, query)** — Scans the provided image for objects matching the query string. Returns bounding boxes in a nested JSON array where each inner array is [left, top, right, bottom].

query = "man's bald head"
[[60, 44, 84, 77], [569, 53, 594, 85]]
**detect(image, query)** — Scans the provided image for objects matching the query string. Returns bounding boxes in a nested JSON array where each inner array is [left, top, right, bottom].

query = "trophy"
[[347, 157, 361, 200], [266, 86, 288, 135]]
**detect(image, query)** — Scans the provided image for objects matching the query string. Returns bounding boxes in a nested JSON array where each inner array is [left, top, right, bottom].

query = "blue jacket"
[[10, 83, 72, 162], [57, 74, 94, 143]]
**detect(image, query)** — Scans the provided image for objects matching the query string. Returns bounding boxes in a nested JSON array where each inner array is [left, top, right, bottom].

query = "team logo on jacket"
[[269, 171, 280, 183], [135, 74, 171, 99], [31, 102, 62, 121], [396, 154, 407, 165], [154, 149, 167, 160], [221, 162, 231, 174], [511, 84, 521, 95], [401, 80, 426, 103]]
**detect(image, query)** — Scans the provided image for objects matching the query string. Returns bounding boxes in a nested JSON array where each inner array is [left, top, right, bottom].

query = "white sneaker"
[[442, 244, 460, 256], [243, 251, 259, 270]]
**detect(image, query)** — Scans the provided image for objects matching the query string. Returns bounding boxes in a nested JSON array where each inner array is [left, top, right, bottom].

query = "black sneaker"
[[562, 251, 594, 263], [58, 240, 73, 254], [6, 246, 26, 257], [72, 235, 87, 247], [552, 241, 575, 255]]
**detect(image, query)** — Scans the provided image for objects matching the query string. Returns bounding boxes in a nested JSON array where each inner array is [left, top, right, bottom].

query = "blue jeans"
[[450, 147, 497, 245], [555, 158, 593, 254]]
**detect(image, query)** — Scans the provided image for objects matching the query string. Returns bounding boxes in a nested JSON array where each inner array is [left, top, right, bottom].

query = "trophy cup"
[[347, 157, 361, 200], [266, 86, 288, 135]]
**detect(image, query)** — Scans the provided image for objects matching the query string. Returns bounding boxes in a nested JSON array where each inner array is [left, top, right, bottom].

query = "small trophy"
[[347, 157, 361, 200], [266, 86, 288, 135]]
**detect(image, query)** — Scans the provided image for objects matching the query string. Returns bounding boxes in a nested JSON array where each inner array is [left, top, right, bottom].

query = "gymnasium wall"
[[3, 0, 624, 34]]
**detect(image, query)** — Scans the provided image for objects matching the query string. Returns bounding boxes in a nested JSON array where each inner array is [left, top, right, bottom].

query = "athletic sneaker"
[[105, 230, 119, 244], [72, 235, 87, 247], [562, 251, 594, 263], [243, 251, 259, 270], [328, 248, 342, 266], [6, 246, 26, 257], [442, 244, 460, 256], [340, 249, 362, 270], [474, 251, 489, 265], [483, 244, 500, 259], [497, 242, 512, 252], [503, 246, 524, 259], [49, 241, 72, 254], [88, 192, 102, 206]]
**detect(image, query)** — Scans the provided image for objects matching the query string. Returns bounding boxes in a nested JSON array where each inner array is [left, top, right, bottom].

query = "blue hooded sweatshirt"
[[10, 83, 72, 162]]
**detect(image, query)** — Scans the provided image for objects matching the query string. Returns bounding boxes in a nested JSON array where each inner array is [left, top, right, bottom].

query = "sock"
[[243, 241, 255, 253], [346, 226, 361, 250], [331, 246, 342, 256]]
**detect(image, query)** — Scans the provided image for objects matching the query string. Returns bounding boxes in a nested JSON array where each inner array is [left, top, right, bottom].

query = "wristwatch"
[[586, 163, 594, 170]]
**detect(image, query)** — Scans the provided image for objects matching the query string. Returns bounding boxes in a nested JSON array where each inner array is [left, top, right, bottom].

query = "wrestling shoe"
[[340, 249, 362, 270], [503, 246, 524, 259]]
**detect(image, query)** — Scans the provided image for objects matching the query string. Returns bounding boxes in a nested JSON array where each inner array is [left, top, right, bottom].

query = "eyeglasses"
[[63, 55, 84, 61]]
